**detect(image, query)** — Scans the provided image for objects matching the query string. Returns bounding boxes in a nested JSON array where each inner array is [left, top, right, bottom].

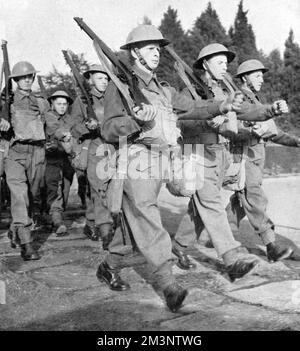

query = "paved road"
[[1, 176, 300, 331]]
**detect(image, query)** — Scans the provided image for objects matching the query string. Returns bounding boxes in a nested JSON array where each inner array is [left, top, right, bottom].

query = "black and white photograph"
[[0, 0, 300, 338]]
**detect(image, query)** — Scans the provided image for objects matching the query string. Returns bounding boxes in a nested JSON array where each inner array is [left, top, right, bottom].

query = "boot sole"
[[22, 255, 41, 261], [228, 259, 259, 281], [168, 289, 189, 313], [96, 272, 130, 291], [268, 247, 293, 263]]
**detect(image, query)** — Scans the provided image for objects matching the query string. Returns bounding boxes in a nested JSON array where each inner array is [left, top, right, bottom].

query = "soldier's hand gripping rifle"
[[73, 17, 150, 112], [62, 49, 99, 139]]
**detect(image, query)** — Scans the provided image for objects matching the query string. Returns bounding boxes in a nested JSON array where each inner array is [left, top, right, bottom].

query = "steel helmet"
[[48, 90, 73, 104], [236, 59, 269, 77], [83, 64, 108, 79], [9, 61, 39, 79], [193, 43, 236, 69], [120, 25, 170, 50]]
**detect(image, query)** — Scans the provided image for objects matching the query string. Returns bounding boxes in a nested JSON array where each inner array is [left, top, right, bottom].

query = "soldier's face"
[[246, 70, 264, 91], [15, 74, 34, 91], [136, 43, 161, 71], [90, 72, 109, 93], [52, 97, 68, 115], [205, 54, 228, 80]]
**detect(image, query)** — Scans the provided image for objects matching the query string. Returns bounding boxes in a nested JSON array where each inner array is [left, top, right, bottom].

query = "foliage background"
[[41, 1, 300, 135]]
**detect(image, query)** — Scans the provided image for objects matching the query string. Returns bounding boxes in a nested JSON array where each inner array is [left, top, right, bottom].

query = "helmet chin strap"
[[203, 60, 220, 82], [133, 48, 153, 72], [244, 75, 256, 93]]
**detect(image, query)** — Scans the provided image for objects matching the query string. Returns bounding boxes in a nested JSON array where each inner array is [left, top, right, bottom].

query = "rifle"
[[165, 46, 212, 99], [73, 17, 150, 108], [37, 75, 48, 99], [93, 40, 133, 113], [1, 40, 12, 122], [62, 49, 98, 125]]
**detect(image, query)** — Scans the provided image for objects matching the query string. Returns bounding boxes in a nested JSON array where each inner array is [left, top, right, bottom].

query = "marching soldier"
[[97, 26, 244, 312], [71, 64, 115, 245], [44, 90, 74, 236], [172, 44, 288, 280], [4, 61, 49, 260], [226, 59, 300, 261]]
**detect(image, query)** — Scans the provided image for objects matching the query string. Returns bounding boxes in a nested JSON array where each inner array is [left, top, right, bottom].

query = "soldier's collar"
[[15, 88, 33, 98], [91, 87, 105, 98], [202, 73, 223, 89], [132, 65, 155, 86]]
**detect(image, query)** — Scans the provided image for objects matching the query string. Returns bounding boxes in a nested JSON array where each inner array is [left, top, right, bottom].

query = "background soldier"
[[44, 90, 74, 236], [226, 59, 300, 262], [5, 61, 49, 261], [71, 64, 114, 244], [173, 44, 288, 280]]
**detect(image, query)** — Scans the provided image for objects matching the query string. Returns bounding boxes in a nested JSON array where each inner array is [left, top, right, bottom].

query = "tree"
[[157, 6, 191, 88], [229, 0, 258, 64], [142, 16, 152, 25], [281, 30, 300, 131], [189, 2, 230, 58], [41, 52, 90, 99]]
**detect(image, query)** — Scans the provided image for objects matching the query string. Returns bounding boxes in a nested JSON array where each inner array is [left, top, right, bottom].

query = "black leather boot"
[[20, 243, 41, 261], [7, 229, 18, 249], [83, 224, 99, 241], [172, 246, 196, 270], [96, 261, 130, 291], [163, 283, 188, 312], [266, 242, 293, 262], [227, 258, 259, 281], [97, 223, 115, 251]]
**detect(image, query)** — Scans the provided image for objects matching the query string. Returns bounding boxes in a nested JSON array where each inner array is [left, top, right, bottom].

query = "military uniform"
[[101, 63, 226, 290], [172, 46, 282, 278], [174, 79, 278, 258], [71, 85, 114, 242], [44, 100, 74, 234], [226, 86, 299, 258], [5, 87, 48, 257]]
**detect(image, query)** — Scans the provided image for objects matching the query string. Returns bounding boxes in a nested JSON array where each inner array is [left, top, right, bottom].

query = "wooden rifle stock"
[[73, 17, 149, 107], [62, 49, 98, 123], [165, 46, 211, 98], [1, 40, 12, 122]]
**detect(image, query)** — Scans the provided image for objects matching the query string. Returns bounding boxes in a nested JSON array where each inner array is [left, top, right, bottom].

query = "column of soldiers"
[[1, 23, 300, 313]]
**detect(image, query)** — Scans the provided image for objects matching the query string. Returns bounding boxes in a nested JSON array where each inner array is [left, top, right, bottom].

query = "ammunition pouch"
[[70, 139, 91, 171], [11, 107, 45, 143], [222, 145, 248, 191]]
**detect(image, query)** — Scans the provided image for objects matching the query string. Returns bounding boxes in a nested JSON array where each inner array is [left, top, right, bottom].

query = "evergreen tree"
[[142, 16, 152, 25], [229, 0, 258, 63], [282, 29, 300, 131], [157, 6, 191, 89], [189, 2, 230, 55], [42, 52, 90, 99]]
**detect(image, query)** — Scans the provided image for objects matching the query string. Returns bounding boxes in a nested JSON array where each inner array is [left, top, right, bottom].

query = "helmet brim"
[[48, 95, 73, 105], [193, 50, 236, 69], [9, 70, 39, 79], [235, 67, 269, 78], [120, 38, 170, 50], [83, 70, 109, 79]]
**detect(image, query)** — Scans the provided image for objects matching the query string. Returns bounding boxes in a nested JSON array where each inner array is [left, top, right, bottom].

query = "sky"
[[0, 0, 299, 77]]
